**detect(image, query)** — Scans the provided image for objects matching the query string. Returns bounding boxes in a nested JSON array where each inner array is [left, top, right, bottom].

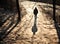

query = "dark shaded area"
[[0, 11, 20, 41], [0, 0, 21, 41], [0, 0, 15, 11], [16, 0, 21, 21], [0, 10, 14, 27], [32, 7, 38, 35], [0, 0, 8, 10], [53, 0, 56, 21], [30, 0, 60, 6]]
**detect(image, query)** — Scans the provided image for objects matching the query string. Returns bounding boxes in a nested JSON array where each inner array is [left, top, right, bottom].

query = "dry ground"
[[0, 1, 60, 44]]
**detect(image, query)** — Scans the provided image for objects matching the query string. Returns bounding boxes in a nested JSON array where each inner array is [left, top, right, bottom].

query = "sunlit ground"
[[0, 1, 60, 44]]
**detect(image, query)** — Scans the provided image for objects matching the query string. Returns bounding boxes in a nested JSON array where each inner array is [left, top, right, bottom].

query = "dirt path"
[[1, 1, 60, 44]]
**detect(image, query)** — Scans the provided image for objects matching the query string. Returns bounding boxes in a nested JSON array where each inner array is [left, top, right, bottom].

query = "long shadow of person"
[[32, 7, 38, 35]]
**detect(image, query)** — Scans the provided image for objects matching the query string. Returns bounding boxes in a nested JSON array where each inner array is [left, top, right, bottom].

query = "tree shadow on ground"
[[0, 10, 20, 41], [54, 20, 60, 44], [38, 3, 60, 43], [0, 0, 22, 42]]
